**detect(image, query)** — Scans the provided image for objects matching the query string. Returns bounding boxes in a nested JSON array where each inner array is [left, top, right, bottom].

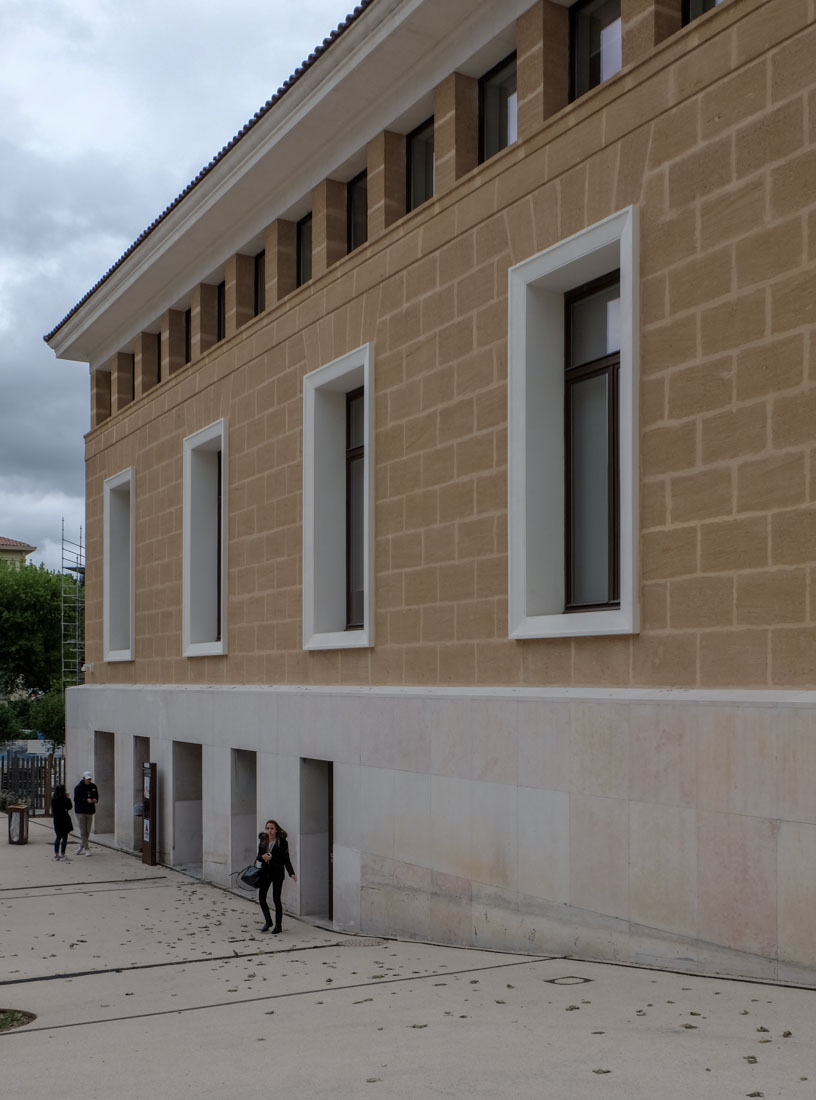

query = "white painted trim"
[[182, 419, 228, 657], [507, 205, 640, 639], [68, 683, 816, 708], [303, 344, 374, 650], [103, 467, 135, 662]]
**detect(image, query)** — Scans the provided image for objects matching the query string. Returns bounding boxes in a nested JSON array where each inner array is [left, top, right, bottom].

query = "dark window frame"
[[478, 51, 517, 164], [681, 0, 722, 24], [563, 270, 621, 612], [184, 308, 192, 364], [297, 213, 313, 287], [347, 170, 368, 254], [345, 387, 365, 630], [216, 281, 226, 342], [569, 0, 622, 102], [254, 251, 265, 316], [406, 116, 435, 212]]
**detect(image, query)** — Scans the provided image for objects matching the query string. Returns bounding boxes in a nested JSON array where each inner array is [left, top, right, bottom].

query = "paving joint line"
[[2, 883, 187, 903], [0, 955, 555, 1036], [0, 939, 359, 986], [0, 876, 168, 893], [0, 940, 553, 988]]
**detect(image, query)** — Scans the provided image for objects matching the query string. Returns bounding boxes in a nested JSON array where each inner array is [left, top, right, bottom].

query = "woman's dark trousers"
[[259, 876, 284, 930]]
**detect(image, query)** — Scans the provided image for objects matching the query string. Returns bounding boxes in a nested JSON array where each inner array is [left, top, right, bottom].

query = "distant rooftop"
[[0, 537, 36, 552]]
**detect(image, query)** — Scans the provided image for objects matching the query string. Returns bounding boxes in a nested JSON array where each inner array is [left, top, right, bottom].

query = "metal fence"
[[0, 754, 66, 815]]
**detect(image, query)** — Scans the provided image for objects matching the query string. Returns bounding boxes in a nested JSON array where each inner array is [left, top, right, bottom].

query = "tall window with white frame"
[[346, 388, 365, 629], [406, 117, 434, 211], [183, 419, 228, 657], [565, 273, 620, 610], [302, 344, 374, 651], [507, 205, 639, 641], [216, 447, 223, 642], [479, 53, 517, 162], [570, 0, 622, 100], [103, 467, 134, 661]]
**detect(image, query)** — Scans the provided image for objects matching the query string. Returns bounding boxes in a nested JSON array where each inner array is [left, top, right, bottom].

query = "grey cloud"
[[0, 0, 360, 573], [0, 479, 85, 573], [0, 139, 181, 263]]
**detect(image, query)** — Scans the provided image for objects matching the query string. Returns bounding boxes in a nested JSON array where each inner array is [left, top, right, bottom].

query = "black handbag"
[[239, 864, 261, 889]]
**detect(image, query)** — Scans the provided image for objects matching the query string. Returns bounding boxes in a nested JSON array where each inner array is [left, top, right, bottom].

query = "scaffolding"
[[61, 519, 85, 688]]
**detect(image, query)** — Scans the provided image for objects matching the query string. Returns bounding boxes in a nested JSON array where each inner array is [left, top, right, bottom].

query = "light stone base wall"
[[66, 682, 816, 985]]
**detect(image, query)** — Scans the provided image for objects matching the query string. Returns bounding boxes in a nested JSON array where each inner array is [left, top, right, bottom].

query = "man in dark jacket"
[[73, 771, 99, 856]]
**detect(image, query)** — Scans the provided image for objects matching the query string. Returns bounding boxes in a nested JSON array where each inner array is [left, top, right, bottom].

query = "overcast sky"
[[0, 0, 357, 571]]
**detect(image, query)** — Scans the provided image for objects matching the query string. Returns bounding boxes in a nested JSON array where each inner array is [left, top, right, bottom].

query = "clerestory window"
[[683, 0, 726, 24], [571, 0, 622, 100], [407, 117, 434, 211], [297, 213, 313, 286], [347, 172, 368, 253], [479, 54, 517, 162]]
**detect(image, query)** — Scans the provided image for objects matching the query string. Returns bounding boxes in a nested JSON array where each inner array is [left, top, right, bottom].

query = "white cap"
[[83, 771, 93, 780]]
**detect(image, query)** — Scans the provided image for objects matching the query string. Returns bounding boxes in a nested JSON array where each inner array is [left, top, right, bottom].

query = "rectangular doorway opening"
[[173, 741, 202, 877], [133, 736, 150, 850], [93, 730, 115, 839], [300, 758, 333, 921], [231, 749, 257, 877]]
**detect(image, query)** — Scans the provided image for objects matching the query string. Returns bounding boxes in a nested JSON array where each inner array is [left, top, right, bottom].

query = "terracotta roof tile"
[[0, 537, 36, 551], [44, 1, 376, 346]]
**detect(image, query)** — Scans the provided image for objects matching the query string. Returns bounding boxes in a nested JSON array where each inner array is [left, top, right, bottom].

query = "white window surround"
[[103, 467, 135, 661], [183, 418, 228, 657], [303, 344, 374, 650], [507, 205, 639, 639]]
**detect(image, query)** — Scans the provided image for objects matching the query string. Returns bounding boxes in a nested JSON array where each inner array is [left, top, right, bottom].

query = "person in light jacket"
[[73, 771, 99, 856], [256, 819, 296, 934]]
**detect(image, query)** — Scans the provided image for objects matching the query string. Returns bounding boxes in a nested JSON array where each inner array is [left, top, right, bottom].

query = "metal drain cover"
[[546, 975, 593, 985]]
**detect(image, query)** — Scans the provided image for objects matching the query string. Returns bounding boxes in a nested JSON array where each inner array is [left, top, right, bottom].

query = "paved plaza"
[[1, 818, 814, 1098]]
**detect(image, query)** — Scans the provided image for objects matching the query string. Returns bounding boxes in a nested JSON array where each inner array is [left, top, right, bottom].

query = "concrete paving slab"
[[2, 819, 816, 1099]]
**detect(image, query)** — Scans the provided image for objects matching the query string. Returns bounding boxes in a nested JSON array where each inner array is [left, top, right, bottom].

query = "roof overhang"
[[47, 0, 555, 369]]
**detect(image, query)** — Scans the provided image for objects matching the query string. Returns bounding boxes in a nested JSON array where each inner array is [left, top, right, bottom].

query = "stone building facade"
[[47, 0, 816, 983]]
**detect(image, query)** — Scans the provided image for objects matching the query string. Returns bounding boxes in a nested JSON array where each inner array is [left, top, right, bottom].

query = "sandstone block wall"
[[84, 0, 816, 691]]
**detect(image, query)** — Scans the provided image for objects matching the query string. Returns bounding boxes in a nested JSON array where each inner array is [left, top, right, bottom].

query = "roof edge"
[[43, 1, 376, 346]]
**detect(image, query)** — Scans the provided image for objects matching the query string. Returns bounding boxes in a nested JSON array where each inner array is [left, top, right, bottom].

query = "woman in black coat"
[[52, 784, 73, 860], [256, 819, 296, 933]]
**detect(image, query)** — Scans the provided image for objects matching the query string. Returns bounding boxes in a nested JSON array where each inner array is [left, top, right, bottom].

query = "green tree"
[[0, 701, 22, 740], [0, 560, 65, 695], [3, 688, 66, 745], [29, 689, 66, 742], [0, 691, 66, 746]]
